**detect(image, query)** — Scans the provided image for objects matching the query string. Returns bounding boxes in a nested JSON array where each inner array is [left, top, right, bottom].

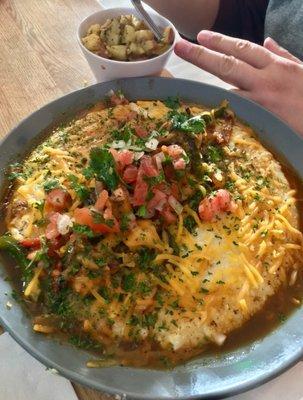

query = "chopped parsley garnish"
[[137, 248, 156, 271], [72, 224, 95, 238], [170, 111, 206, 134], [137, 205, 147, 218], [43, 179, 60, 192], [164, 96, 180, 109], [122, 273, 136, 292], [89, 147, 119, 191], [67, 174, 90, 201], [184, 215, 198, 234], [69, 335, 102, 350], [205, 145, 223, 163]]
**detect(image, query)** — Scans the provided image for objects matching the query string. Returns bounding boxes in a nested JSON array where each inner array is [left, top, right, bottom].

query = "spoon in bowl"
[[130, 0, 163, 41]]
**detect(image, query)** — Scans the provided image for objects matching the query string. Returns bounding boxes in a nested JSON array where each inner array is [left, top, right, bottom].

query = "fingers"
[[197, 30, 273, 69], [264, 37, 302, 64], [174, 39, 259, 90]]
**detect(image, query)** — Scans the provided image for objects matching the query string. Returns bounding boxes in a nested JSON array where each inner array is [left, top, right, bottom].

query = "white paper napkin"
[[0, 332, 78, 400]]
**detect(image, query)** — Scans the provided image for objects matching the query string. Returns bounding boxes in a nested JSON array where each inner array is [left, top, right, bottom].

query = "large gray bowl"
[[1, 77, 303, 399]]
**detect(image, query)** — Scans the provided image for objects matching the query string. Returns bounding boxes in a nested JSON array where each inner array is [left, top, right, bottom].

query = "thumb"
[[264, 37, 302, 64]]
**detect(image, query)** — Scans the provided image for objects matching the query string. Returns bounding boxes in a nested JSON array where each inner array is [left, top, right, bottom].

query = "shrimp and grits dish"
[[1, 91, 302, 368]]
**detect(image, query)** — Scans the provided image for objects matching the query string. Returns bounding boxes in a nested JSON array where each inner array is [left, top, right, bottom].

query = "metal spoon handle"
[[131, 0, 163, 41]]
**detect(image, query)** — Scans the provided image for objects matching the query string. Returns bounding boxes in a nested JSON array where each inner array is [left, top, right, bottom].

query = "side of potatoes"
[[82, 14, 174, 61]]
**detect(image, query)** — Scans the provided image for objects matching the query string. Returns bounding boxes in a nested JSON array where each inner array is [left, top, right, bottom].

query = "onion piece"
[[168, 195, 183, 215], [154, 152, 165, 170], [145, 138, 159, 151], [110, 140, 126, 149], [57, 214, 73, 235], [134, 151, 145, 161], [213, 333, 227, 346], [154, 198, 167, 212]]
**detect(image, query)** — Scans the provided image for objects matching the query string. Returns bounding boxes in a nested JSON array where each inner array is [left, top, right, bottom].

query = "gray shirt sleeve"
[[265, 0, 303, 60]]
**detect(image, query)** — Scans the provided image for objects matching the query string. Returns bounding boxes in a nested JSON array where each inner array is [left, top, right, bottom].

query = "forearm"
[[143, 0, 220, 40]]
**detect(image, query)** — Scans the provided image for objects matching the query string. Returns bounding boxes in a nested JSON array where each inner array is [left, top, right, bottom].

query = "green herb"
[[188, 191, 203, 211], [122, 273, 136, 292], [144, 171, 165, 186], [143, 312, 157, 327], [170, 112, 206, 134], [120, 214, 130, 231], [33, 200, 45, 215], [205, 145, 223, 163], [225, 180, 235, 191], [183, 215, 197, 234], [137, 281, 152, 295], [137, 248, 156, 271], [216, 280, 225, 285], [111, 125, 134, 142], [95, 258, 106, 267], [191, 271, 199, 276], [69, 335, 101, 350], [8, 162, 26, 181], [43, 179, 60, 192], [72, 224, 95, 238], [137, 205, 147, 218], [67, 174, 90, 201], [278, 313, 286, 323], [170, 300, 179, 309], [164, 96, 180, 109], [91, 211, 114, 227], [89, 147, 119, 191], [0, 235, 29, 271], [201, 288, 209, 294], [232, 240, 239, 246], [99, 286, 111, 302], [82, 166, 94, 180]]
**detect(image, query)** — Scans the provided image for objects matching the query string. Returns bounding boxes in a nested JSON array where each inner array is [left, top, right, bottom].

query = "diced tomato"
[[123, 165, 138, 183], [46, 213, 60, 240], [46, 189, 72, 212], [110, 93, 129, 106], [198, 189, 236, 222], [20, 238, 41, 248], [162, 144, 184, 158], [170, 182, 181, 201], [73, 207, 120, 234], [140, 156, 158, 177], [132, 172, 148, 206], [160, 205, 177, 225], [95, 190, 109, 212], [117, 149, 134, 166], [147, 189, 167, 213], [134, 126, 148, 138], [173, 158, 186, 170]]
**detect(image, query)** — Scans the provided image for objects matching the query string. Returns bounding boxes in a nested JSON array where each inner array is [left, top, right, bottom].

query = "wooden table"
[[0, 1, 168, 399]]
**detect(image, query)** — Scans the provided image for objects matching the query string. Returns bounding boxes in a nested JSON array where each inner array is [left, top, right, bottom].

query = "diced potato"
[[82, 33, 102, 52], [135, 30, 154, 42], [107, 45, 127, 60], [131, 15, 146, 30], [82, 14, 171, 61], [128, 42, 145, 56], [104, 18, 120, 46], [119, 14, 133, 26], [87, 23, 101, 35], [162, 26, 174, 44], [142, 39, 156, 52], [122, 24, 136, 44]]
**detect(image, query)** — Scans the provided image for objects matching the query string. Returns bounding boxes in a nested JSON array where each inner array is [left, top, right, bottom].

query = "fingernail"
[[197, 30, 213, 43]]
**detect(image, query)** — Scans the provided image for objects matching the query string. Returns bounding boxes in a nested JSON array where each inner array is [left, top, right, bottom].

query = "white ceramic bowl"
[[77, 7, 178, 82]]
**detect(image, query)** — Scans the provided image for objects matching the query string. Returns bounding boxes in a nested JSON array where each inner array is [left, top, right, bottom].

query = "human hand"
[[174, 31, 303, 136]]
